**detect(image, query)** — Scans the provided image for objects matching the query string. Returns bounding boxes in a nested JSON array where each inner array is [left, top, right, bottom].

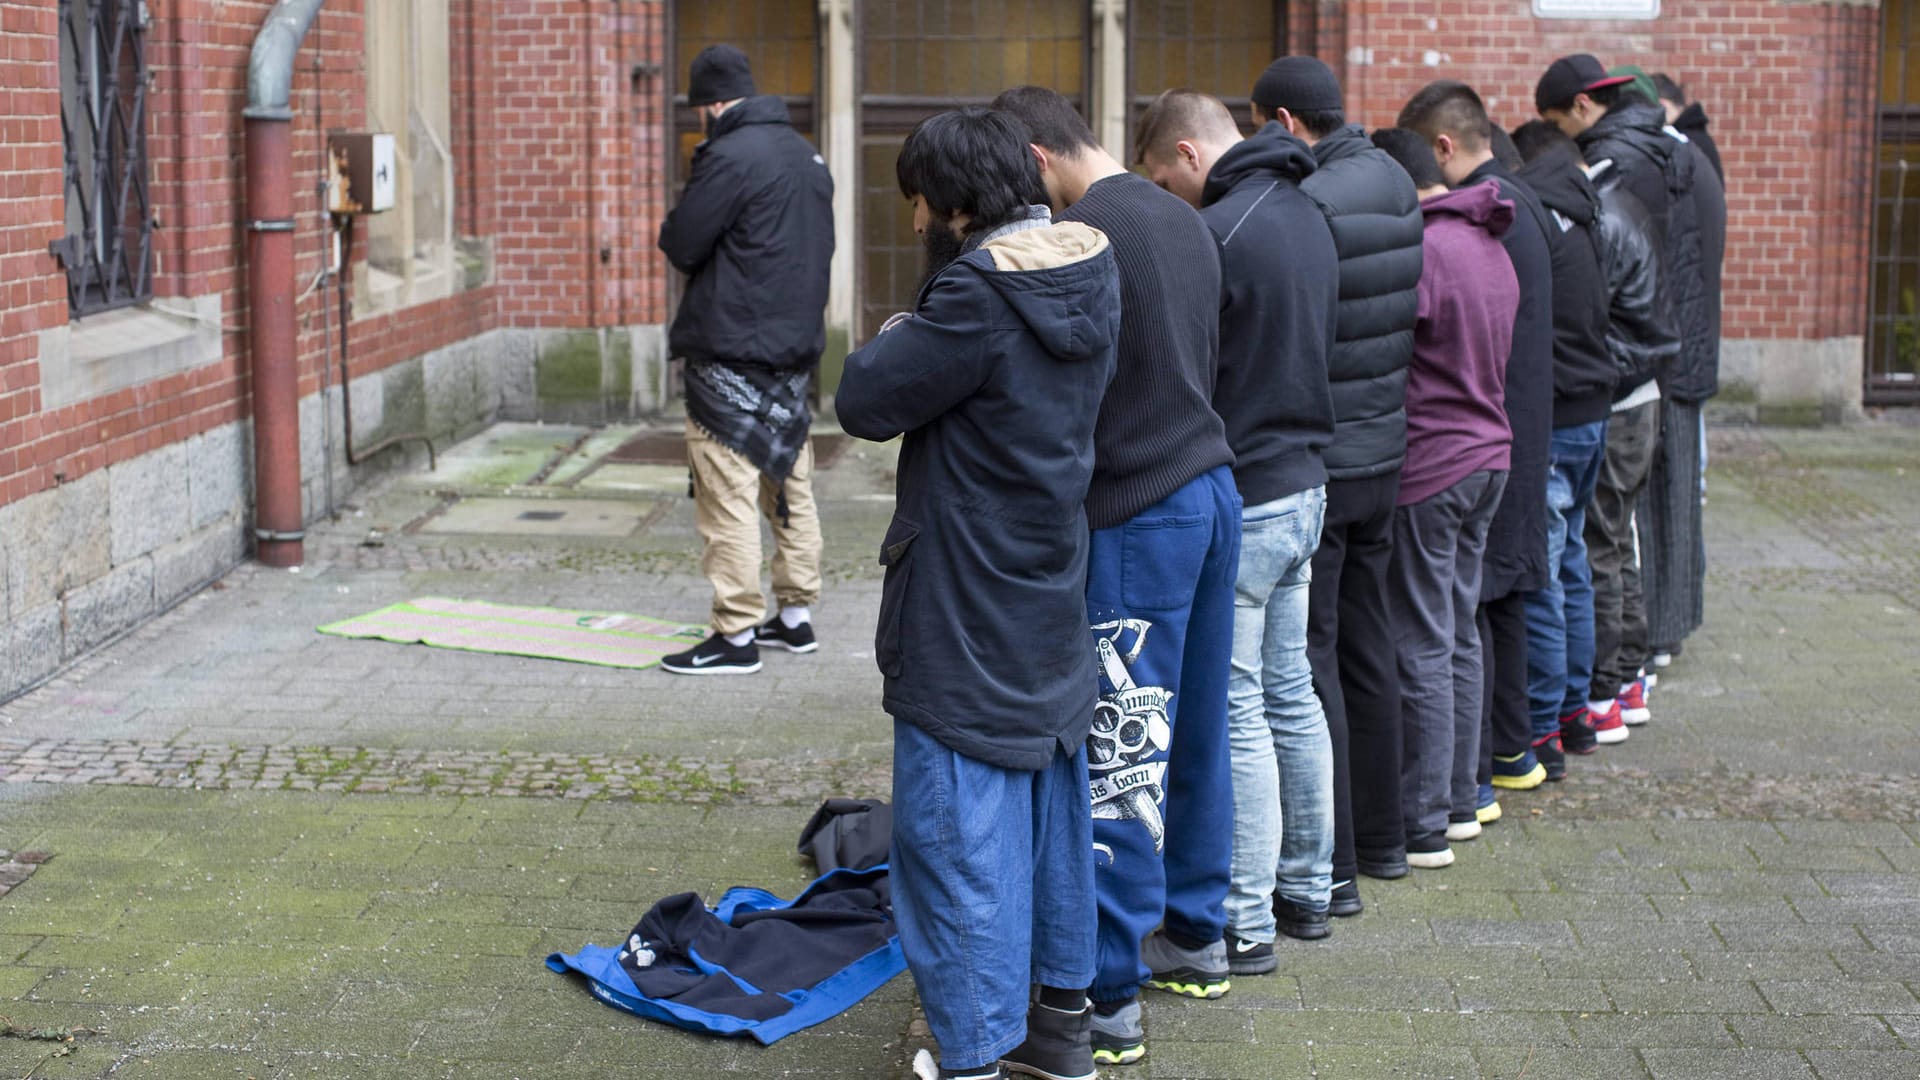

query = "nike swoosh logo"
[[690, 653, 727, 666], [1233, 940, 1263, 954]]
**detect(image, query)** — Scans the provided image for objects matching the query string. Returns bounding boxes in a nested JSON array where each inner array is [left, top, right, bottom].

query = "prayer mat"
[[319, 597, 705, 669]]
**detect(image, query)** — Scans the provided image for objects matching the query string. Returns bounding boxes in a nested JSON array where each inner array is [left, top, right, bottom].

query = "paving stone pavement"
[[1, 421, 1918, 1079]]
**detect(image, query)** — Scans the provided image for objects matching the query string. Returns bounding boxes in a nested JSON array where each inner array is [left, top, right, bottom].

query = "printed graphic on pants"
[[1087, 618, 1174, 857]]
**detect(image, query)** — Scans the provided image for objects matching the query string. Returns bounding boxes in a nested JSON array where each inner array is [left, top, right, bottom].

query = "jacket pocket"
[[875, 518, 920, 678]]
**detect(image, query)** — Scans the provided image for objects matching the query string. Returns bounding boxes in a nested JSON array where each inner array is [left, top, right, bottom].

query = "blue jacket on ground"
[[836, 213, 1120, 770]]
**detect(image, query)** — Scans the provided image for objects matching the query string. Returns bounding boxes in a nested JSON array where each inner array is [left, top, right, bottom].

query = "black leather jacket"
[[1588, 160, 1680, 400]]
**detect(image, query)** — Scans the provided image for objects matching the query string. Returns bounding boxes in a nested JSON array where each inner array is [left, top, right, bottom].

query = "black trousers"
[[1476, 591, 1532, 784], [1589, 400, 1660, 697], [1308, 471, 1404, 882]]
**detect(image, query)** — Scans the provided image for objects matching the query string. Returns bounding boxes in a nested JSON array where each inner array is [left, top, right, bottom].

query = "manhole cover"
[[604, 431, 852, 469]]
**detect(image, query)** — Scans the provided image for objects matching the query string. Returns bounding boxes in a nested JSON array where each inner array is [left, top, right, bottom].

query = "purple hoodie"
[[1397, 180, 1521, 508]]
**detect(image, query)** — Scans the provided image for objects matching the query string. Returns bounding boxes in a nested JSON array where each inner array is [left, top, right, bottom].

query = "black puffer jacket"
[[1462, 158, 1552, 603], [1589, 160, 1680, 399], [1576, 101, 1710, 402], [1299, 125, 1426, 482], [660, 97, 835, 370], [1515, 149, 1617, 427]]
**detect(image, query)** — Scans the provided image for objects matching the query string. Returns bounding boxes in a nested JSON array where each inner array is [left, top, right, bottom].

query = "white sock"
[[724, 628, 755, 648], [1620, 682, 1636, 696], [1588, 699, 1615, 714], [779, 605, 811, 629]]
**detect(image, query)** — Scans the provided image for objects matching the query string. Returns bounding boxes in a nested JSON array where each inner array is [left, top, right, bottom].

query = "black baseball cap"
[[1535, 54, 1635, 113]]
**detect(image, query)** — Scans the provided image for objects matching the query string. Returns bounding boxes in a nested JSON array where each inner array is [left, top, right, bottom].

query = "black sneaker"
[[1002, 998, 1094, 1080], [1559, 706, 1600, 756], [1274, 896, 1331, 941], [660, 633, 761, 676], [754, 617, 818, 653], [1406, 831, 1454, 870], [1356, 847, 1408, 880], [1224, 932, 1277, 975], [1328, 880, 1363, 918], [1533, 732, 1568, 781], [913, 1049, 1004, 1080]]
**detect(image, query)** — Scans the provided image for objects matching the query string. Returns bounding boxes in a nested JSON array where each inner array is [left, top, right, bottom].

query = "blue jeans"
[[1525, 421, 1609, 739], [891, 720, 1095, 1071], [1226, 486, 1333, 941], [1086, 466, 1241, 1003]]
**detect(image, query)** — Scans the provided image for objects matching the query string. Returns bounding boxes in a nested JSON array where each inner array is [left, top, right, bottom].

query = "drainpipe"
[[244, 0, 327, 568]]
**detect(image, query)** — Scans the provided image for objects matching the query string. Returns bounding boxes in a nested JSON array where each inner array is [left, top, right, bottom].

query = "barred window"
[[54, 0, 154, 317]]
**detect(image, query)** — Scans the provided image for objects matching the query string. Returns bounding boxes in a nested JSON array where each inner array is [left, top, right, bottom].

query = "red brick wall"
[[1301, 0, 1878, 345]]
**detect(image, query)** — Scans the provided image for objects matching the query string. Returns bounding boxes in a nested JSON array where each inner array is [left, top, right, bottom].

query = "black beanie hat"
[[1251, 56, 1344, 115], [688, 44, 756, 107]]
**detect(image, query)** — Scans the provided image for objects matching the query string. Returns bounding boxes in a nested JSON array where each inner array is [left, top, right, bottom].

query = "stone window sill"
[[39, 296, 226, 410]]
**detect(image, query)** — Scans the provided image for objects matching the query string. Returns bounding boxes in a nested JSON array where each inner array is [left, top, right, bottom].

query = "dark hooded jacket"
[[1298, 124, 1426, 482], [835, 218, 1120, 770], [1199, 123, 1339, 507], [1463, 157, 1552, 601], [659, 96, 835, 371], [1576, 100, 1712, 402], [1588, 160, 1681, 399], [1516, 148, 1617, 427], [1673, 103, 1724, 185], [1683, 142, 1727, 402]]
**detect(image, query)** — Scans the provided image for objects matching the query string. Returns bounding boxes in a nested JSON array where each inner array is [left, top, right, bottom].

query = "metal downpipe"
[[244, 0, 326, 567]]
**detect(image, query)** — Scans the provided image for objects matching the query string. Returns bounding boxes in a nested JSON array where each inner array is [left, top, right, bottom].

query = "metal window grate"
[[53, 0, 154, 317]]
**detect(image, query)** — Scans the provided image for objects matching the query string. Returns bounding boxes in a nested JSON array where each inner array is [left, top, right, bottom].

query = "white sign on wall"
[[1533, 0, 1660, 20]]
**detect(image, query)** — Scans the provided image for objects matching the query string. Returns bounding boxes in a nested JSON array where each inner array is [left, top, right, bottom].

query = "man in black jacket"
[[1250, 56, 1424, 915], [1654, 73, 1724, 185], [994, 85, 1239, 1069], [837, 106, 1119, 1080], [1540, 54, 1715, 676], [1397, 82, 1561, 811], [657, 45, 835, 676], [1136, 89, 1341, 962]]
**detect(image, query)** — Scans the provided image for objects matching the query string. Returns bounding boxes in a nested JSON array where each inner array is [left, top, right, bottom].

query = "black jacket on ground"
[[1199, 124, 1339, 506], [1464, 158, 1553, 602], [1060, 174, 1234, 529], [1516, 149, 1617, 427], [1589, 160, 1682, 398], [1577, 100, 1711, 402], [1299, 124, 1425, 482], [836, 221, 1118, 770], [659, 97, 834, 370], [1674, 103, 1724, 185]]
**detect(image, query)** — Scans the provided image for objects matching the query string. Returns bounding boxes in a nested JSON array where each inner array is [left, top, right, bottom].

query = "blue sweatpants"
[[891, 720, 1096, 1071], [1086, 465, 1241, 1003]]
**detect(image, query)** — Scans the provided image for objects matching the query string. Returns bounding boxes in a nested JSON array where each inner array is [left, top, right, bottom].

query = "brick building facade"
[[0, 0, 1889, 698]]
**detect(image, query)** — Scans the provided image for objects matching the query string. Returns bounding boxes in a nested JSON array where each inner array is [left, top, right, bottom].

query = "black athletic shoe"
[[1002, 998, 1095, 1080], [1224, 932, 1277, 975], [755, 617, 818, 654], [660, 633, 761, 675], [1356, 847, 1409, 880], [1274, 896, 1331, 941], [1329, 880, 1364, 918]]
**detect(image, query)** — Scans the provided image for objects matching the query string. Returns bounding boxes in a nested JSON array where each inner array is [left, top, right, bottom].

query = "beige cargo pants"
[[685, 418, 823, 636]]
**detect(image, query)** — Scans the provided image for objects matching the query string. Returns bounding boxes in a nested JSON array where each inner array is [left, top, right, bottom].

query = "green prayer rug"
[[318, 597, 706, 669]]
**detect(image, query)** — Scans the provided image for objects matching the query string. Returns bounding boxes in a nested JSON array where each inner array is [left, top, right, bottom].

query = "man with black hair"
[[1368, 126, 1518, 872], [1514, 119, 1680, 735], [993, 84, 1239, 1068], [658, 44, 833, 676], [1653, 73, 1723, 184], [837, 106, 1119, 1080], [1396, 81, 1562, 827], [1135, 89, 1341, 963], [1248, 55, 1424, 916]]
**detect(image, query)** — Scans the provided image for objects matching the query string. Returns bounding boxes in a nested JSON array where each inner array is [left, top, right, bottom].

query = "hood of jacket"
[[1577, 100, 1673, 163], [1203, 122, 1317, 205], [1675, 102, 1712, 140], [1423, 180, 1514, 237], [1516, 150, 1600, 228], [707, 95, 796, 141], [960, 221, 1116, 364]]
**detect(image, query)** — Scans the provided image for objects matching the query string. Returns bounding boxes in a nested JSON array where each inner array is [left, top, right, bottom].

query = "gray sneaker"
[[1139, 931, 1231, 999], [1090, 998, 1145, 1067]]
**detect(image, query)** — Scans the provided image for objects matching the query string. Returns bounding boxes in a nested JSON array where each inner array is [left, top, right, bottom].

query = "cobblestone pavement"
[[0, 421, 1917, 1079]]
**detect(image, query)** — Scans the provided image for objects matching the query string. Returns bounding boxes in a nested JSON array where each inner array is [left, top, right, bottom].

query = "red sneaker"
[[1618, 678, 1652, 726], [1590, 699, 1630, 745]]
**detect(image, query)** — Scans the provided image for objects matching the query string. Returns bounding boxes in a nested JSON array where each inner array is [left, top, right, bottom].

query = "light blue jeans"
[[1225, 485, 1333, 941]]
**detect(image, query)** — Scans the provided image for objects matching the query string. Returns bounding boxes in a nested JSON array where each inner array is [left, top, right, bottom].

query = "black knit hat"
[[1534, 54, 1634, 114], [688, 44, 756, 107], [1251, 56, 1344, 114]]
